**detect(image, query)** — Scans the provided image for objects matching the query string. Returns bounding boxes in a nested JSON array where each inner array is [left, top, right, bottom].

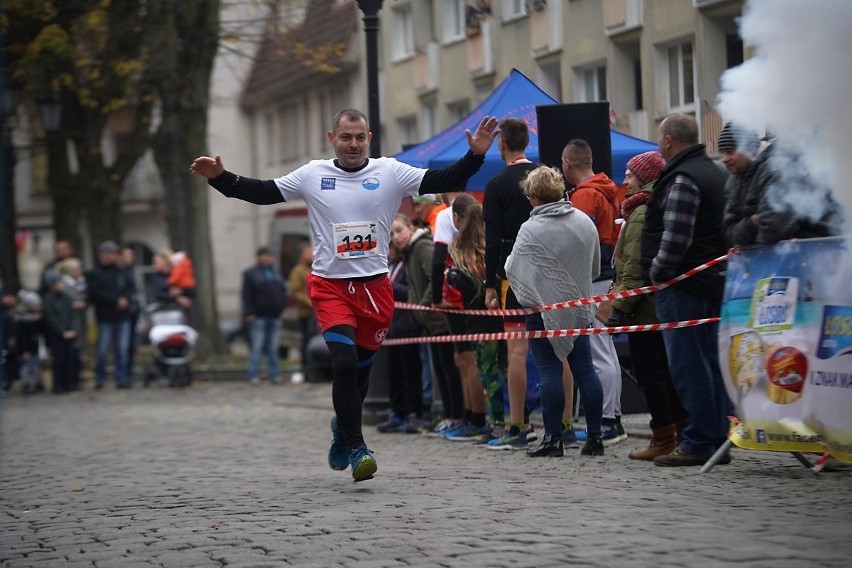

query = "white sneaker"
[[290, 372, 305, 384], [423, 419, 453, 437]]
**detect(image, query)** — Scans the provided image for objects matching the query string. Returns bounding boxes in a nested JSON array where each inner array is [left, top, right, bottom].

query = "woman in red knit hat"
[[602, 151, 689, 461]]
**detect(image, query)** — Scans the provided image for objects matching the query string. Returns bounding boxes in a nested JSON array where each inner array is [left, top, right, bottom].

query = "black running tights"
[[326, 325, 376, 450]]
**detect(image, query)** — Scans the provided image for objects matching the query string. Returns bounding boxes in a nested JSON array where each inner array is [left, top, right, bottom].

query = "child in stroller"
[[142, 303, 197, 388], [142, 250, 197, 387]]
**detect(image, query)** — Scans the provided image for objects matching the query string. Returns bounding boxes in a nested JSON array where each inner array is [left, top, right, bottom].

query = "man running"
[[191, 109, 498, 481]]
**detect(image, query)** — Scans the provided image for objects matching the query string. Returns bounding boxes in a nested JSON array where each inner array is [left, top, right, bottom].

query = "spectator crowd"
[[1, 240, 197, 394], [3, 112, 841, 472]]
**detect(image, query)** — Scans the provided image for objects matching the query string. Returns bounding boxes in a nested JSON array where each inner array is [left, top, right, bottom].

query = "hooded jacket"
[[401, 228, 449, 335], [570, 172, 620, 247], [505, 200, 600, 359]]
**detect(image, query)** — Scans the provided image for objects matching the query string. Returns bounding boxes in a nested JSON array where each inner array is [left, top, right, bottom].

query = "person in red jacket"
[[561, 138, 626, 445], [561, 138, 620, 282]]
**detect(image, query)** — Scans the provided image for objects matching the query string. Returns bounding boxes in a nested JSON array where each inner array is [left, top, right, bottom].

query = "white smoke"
[[717, 0, 851, 232]]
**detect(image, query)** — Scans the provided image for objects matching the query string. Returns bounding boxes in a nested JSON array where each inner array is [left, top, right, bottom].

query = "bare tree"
[[144, 1, 224, 356]]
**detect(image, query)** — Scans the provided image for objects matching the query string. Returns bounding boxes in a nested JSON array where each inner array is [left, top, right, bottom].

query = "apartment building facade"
[[379, 0, 746, 155]]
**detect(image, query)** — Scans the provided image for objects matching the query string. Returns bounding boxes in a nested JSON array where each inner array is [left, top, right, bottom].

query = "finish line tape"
[[394, 252, 729, 317], [382, 317, 721, 346]]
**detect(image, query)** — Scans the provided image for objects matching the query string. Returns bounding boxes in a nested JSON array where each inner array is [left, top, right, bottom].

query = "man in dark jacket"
[[241, 246, 288, 385], [87, 240, 136, 389], [722, 123, 841, 246], [641, 113, 732, 467], [720, 122, 776, 247]]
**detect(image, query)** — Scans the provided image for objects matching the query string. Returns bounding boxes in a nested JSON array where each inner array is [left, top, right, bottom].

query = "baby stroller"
[[142, 303, 197, 388]]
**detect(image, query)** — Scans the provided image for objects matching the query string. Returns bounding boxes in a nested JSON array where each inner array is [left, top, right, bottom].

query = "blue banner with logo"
[[719, 237, 852, 462]]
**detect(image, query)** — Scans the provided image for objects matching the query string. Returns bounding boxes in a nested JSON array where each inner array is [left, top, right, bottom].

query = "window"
[[392, 4, 415, 60], [279, 104, 299, 161], [633, 58, 643, 111], [574, 65, 607, 102], [397, 116, 419, 150], [441, 0, 465, 43], [446, 100, 470, 125], [264, 110, 276, 166], [537, 60, 562, 102], [422, 102, 437, 139], [502, 0, 527, 19], [668, 41, 695, 110], [726, 31, 744, 69]]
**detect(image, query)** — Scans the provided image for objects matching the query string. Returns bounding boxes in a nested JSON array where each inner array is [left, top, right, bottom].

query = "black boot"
[[580, 432, 604, 456], [527, 433, 564, 457]]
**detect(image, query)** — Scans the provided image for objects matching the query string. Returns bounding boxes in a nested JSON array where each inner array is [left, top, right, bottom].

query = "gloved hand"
[[605, 307, 633, 327]]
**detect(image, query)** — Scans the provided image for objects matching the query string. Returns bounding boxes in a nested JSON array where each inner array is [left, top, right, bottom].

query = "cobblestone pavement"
[[2, 380, 851, 568]]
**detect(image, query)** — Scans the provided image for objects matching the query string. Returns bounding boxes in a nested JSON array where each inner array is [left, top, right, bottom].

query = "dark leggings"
[[50, 336, 81, 392], [429, 342, 464, 420], [386, 343, 424, 417], [627, 330, 688, 428], [326, 325, 376, 451]]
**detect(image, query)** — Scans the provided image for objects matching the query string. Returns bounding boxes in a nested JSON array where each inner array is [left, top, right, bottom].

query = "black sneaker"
[[580, 433, 605, 456]]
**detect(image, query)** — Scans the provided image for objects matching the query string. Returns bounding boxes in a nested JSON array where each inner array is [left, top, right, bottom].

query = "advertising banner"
[[719, 237, 852, 462]]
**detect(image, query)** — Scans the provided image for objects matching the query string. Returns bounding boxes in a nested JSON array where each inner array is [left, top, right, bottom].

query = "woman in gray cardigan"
[[505, 166, 605, 457]]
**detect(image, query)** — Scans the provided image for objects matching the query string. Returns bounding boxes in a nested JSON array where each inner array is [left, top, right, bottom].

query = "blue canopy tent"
[[394, 69, 657, 187]]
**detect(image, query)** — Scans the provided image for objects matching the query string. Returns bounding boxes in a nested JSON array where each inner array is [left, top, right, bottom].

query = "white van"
[[268, 200, 312, 279], [265, 201, 312, 355]]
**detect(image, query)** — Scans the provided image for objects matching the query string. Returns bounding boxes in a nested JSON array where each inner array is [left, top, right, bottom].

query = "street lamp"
[[356, 0, 390, 418], [0, 76, 20, 392], [356, 0, 383, 157], [1, 83, 21, 294]]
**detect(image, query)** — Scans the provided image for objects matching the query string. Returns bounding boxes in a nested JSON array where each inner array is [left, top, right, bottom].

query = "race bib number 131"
[[333, 221, 379, 259]]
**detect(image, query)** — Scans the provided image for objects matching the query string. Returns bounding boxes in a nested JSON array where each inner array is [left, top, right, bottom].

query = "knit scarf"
[[620, 191, 651, 220]]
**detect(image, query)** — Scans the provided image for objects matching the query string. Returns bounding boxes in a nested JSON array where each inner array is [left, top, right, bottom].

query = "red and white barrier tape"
[[382, 317, 720, 346], [394, 252, 729, 317]]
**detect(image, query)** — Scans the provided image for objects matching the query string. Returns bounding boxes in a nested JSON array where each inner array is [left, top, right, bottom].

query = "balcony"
[[693, 0, 730, 8], [467, 19, 494, 78], [412, 42, 440, 96], [604, 0, 643, 38], [529, 0, 562, 58]]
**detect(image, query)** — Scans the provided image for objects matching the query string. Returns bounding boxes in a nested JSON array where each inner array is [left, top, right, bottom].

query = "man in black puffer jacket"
[[87, 240, 136, 389], [241, 246, 288, 385]]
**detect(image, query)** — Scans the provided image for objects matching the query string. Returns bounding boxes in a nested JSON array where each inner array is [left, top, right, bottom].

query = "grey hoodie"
[[505, 200, 600, 358]]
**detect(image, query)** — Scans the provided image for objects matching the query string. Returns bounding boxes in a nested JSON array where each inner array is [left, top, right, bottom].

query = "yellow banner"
[[719, 238, 852, 463]]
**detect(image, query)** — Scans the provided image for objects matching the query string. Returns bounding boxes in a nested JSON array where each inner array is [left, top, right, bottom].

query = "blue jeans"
[[96, 320, 131, 386], [526, 314, 603, 437], [655, 287, 732, 454], [248, 317, 282, 381], [419, 344, 433, 410]]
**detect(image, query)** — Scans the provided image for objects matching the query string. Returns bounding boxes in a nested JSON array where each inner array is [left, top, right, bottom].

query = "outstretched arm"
[[418, 116, 499, 195], [190, 154, 284, 205], [190, 155, 225, 179], [465, 115, 500, 156]]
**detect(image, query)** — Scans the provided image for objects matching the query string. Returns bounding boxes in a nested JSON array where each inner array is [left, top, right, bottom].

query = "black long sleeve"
[[419, 150, 486, 195], [431, 242, 449, 305], [209, 171, 285, 205], [482, 163, 536, 287]]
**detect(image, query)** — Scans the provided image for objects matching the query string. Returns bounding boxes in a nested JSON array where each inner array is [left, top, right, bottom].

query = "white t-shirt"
[[432, 202, 458, 246], [274, 158, 427, 278]]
